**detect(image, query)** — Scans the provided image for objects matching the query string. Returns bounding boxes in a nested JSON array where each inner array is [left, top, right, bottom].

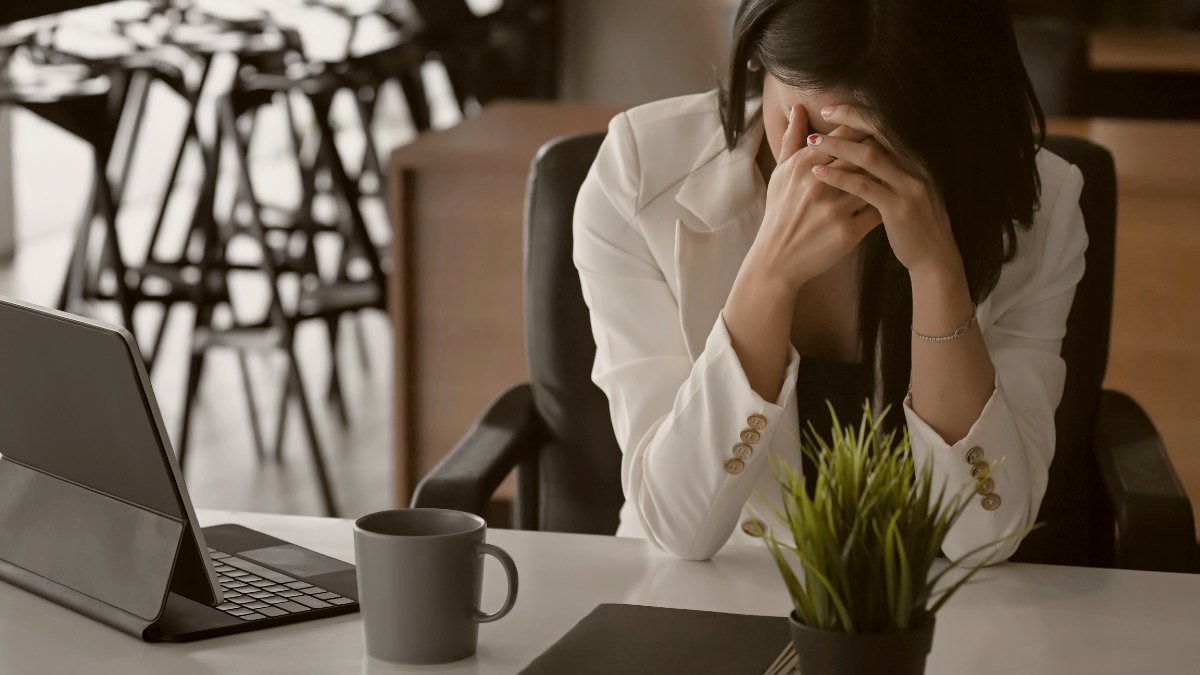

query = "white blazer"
[[573, 90, 1087, 562]]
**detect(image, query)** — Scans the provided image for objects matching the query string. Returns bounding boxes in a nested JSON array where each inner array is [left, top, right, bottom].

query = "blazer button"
[[739, 429, 761, 445], [741, 518, 765, 537], [981, 493, 1002, 511], [965, 446, 985, 465], [733, 443, 753, 461], [976, 478, 996, 495], [971, 463, 989, 479], [724, 458, 746, 475], [747, 414, 768, 431]]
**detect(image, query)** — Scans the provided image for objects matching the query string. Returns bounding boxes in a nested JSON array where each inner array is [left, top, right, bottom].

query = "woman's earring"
[[747, 59, 761, 72]]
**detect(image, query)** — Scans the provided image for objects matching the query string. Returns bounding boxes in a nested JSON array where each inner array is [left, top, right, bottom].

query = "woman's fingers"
[[801, 124, 869, 167], [779, 104, 807, 163], [811, 162, 893, 210], [820, 104, 881, 137], [805, 133, 910, 188]]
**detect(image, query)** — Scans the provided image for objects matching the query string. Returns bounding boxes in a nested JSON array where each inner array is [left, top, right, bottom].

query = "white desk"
[[2, 511, 1199, 674]]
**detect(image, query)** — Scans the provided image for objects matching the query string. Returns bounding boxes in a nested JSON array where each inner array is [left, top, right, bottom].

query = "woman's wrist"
[[907, 250, 966, 291], [732, 259, 800, 310], [909, 255, 973, 336]]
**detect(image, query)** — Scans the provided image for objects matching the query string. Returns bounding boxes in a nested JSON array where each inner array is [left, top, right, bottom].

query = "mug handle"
[[472, 543, 519, 623]]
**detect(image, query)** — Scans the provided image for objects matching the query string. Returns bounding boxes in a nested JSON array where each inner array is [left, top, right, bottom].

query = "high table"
[[2, 510, 1199, 674]]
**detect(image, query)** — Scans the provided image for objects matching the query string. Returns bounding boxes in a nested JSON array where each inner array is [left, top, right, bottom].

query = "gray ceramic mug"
[[353, 508, 518, 664]]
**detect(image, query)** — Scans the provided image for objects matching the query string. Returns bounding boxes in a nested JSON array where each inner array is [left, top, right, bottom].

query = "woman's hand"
[[742, 105, 884, 297], [807, 104, 964, 280]]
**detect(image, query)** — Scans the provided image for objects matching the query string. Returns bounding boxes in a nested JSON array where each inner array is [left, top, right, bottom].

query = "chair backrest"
[[1013, 17, 1090, 116], [522, 131, 1119, 567], [521, 133, 623, 534], [1011, 134, 1118, 566]]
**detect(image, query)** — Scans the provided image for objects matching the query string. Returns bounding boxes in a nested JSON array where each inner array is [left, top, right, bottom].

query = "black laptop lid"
[[0, 302, 183, 518]]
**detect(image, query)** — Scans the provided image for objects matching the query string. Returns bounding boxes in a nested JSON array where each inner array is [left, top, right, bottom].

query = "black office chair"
[[1013, 17, 1090, 117], [413, 132, 1199, 573]]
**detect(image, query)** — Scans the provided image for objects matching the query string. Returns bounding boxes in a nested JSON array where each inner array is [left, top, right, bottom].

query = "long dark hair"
[[720, 0, 1045, 419]]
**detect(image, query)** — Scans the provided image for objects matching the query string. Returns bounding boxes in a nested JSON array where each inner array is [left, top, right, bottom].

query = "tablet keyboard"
[[207, 548, 355, 621]]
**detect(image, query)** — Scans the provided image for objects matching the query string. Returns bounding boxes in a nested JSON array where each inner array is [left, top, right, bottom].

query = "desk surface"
[[1090, 28, 1200, 74], [2, 511, 1199, 674]]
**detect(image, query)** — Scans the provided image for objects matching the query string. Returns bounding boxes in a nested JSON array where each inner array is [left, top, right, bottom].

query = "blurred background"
[[0, 0, 1195, 545]]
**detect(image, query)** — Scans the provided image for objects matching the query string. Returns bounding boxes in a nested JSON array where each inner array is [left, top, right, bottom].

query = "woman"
[[573, 0, 1086, 562]]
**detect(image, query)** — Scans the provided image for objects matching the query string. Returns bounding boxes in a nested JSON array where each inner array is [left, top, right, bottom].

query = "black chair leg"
[[92, 148, 138, 335], [57, 186, 95, 314], [396, 65, 432, 132], [352, 312, 372, 372], [142, 304, 171, 372], [285, 345, 339, 516], [237, 350, 267, 461], [273, 367, 292, 461], [325, 315, 350, 427], [176, 336, 208, 469]]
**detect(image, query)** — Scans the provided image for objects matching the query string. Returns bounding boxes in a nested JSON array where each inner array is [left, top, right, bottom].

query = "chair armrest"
[[411, 384, 539, 517], [1094, 389, 1198, 573]]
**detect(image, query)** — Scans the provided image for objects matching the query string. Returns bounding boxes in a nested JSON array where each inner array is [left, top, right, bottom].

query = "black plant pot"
[[788, 613, 936, 675]]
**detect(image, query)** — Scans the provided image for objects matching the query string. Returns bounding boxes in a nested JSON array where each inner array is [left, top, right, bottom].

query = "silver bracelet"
[[912, 304, 977, 342]]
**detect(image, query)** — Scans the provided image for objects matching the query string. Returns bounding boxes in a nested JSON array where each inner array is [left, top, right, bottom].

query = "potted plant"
[[765, 403, 1025, 675]]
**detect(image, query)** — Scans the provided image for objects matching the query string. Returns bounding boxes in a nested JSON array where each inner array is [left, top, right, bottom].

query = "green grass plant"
[[765, 402, 1028, 633]]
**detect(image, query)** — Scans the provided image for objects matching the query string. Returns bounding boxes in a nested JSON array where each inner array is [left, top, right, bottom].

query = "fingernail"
[[812, 165, 828, 177], [807, 133, 822, 146], [821, 106, 835, 118]]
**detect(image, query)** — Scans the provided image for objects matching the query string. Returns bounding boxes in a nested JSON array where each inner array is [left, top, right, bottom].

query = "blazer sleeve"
[[903, 163, 1088, 564], [574, 112, 801, 560]]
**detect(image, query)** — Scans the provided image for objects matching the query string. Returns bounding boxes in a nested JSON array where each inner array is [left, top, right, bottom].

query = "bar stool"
[[0, 47, 141, 334]]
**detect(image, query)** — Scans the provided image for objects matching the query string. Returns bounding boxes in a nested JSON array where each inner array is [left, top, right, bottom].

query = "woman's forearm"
[[908, 261, 996, 443], [723, 264, 797, 401]]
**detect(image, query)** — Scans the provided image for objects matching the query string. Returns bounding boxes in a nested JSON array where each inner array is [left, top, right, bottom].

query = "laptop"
[[0, 297, 359, 641]]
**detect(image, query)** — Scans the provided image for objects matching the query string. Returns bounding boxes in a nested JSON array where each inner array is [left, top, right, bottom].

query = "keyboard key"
[[227, 607, 252, 617], [249, 580, 274, 588], [302, 587, 324, 595], [258, 607, 287, 618], [227, 583, 250, 591], [240, 613, 265, 621], [228, 571, 251, 579], [285, 581, 312, 590], [231, 596, 256, 605], [249, 591, 273, 599], [217, 602, 238, 611], [223, 557, 293, 583], [315, 592, 339, 600], [329, 598, 355, 606], [211, 552, 230, 560], [264, 597, 289, 605], [264, 585, 289, 593], [293, 596, 331, 610], [276, 601, 310, 614], [225, 595, 246, 603], [244, 601, 270, 610], [280, 590, 303, 598]]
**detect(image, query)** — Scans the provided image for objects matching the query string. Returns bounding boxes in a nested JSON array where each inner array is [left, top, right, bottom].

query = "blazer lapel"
[[673, 111, 766, 361]]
